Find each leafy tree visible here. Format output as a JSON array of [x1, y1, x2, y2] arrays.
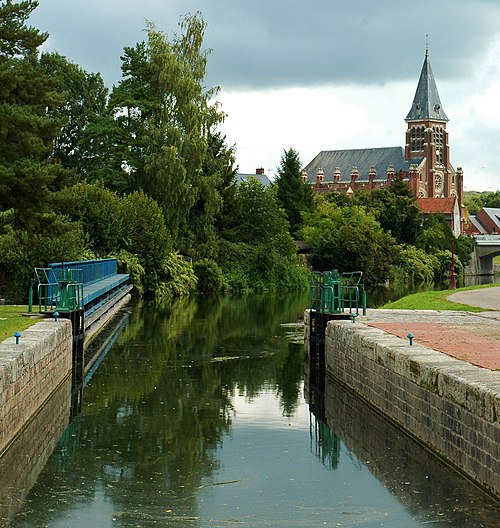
[[327, 173, 422, 245], [275, 148, 314, 238], [0, 1, 80, 233], [219, 179, 308, 292], [300, 198, 398, 284], [39, 52, 108, 171], [482, 190, 500, 208], [0, 1, 85, 301]]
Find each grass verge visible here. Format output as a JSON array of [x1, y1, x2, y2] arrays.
[[381, 282, 499, 311], [0, 305, 43, 342]]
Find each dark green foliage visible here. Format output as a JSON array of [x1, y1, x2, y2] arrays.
[[300, 198, 398, 285], [0, 0, 46, 59], [0, 218, 86, 302], [58, 182, 174, 296], [39, 52, 108, 171], [327, 173, 422, 245], [219, 180, 309, 292], [392, 246, 437, 284], [275, 148, 314, 238], [193, 259, 224, 293]]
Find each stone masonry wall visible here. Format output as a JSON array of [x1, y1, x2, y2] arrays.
[[0, 320, 73, 455], [304, 311, 500, 499]]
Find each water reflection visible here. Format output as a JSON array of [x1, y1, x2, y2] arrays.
[[6, 292, 500, 527], [0, 376, 72, 526], [305, 363, 500, 527]]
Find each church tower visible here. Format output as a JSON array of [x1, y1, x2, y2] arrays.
[[404, 48, 463, 210]]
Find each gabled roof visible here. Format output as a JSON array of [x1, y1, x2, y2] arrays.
[[417, 197, 456, 215], [405, 50, 448, 122], [468, 216, 487, 234], [236, 173, 271, 187], [481, 208, 500, 231], [304, 146, 413, 182]]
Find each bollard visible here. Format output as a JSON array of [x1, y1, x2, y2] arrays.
[[54, 311, 59, 321], [407, 333, 414, 346], [14, 331, 21, 344]]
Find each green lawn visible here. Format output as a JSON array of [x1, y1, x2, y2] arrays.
[[0, 305, 43, 342], [381, 282, 499, 311]]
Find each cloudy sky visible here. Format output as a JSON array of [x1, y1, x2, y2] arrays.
[[30, 0, 500, 191]]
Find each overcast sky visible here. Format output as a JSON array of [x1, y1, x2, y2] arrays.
[[30, 0, 500, 191]]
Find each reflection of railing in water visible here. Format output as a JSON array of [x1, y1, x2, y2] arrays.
[[305, 364, 500, 526], [310, 413, 341, 471]]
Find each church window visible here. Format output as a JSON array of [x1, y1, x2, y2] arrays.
[[410, 125, 424, 152]]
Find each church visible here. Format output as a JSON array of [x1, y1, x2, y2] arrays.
[[302, 49, 464, 235]]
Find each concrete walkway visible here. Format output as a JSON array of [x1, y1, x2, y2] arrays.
[[447, 285, 500, 310], [360, 303, 500, 370]]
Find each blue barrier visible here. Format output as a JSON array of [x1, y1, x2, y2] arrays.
[[30, 259, 130, 313], [48, 258, 118, 287]]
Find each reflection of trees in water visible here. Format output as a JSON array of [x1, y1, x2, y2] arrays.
[[13, 292, 308, 527]]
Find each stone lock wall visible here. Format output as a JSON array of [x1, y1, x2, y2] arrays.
[[305, 311, 500, 499], [0, 320, 73, 455]]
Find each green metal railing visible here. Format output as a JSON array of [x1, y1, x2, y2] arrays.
[[29, 267, 84, 313], [309, 269, 366, 318]]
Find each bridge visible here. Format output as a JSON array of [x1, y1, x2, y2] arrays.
[[467, 235, 500, 275]]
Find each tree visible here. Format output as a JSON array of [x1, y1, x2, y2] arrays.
[[299, 198, 398, 284], [0, 0, 72, 232], [327, 178, 422, 245], [275, 148, 314, 238], [39, 52, 108, 171], [0, 0, 46, 58], [141, 15, 226, 243]]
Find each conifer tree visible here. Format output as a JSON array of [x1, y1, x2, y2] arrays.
[[0, 0, 71, 232], [275, 148, 314, 238]]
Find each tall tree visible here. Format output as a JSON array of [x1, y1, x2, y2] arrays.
[[275, 148, 314, 238], [0, 0, 71, 231], [39, 52, 108, 171], [142, 14, 226, 243]]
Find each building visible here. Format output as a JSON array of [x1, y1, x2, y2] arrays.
[[236, 167, 272, 187], [303, 49, 465, 232], [466, 208, 500, 235]]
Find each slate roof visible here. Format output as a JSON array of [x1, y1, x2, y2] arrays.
[[303, 147, 418, 182], [468, 216, 487, 234], [405, 50, 448, 122], [481, 208, 500, 230], [236, 172, 271, 187]]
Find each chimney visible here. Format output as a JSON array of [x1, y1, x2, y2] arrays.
[[256, 168, 265, 175]]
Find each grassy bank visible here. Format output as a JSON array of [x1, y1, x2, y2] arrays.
[[0, 305, 41, 342], [381, 282, 499, 311]]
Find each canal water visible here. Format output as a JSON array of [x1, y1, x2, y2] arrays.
[[3, 293, 500, 527]]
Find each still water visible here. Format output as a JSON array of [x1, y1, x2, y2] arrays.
[[4, 293, 500, 527]]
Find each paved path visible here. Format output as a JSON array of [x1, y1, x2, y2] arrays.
[[447, 286, 500, 310], [360, 307, 500, 370]]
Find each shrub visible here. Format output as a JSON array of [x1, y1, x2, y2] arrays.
[[193, 259, 224, 293]]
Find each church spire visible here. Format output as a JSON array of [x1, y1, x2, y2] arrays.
[[405, 49, 448, 122]]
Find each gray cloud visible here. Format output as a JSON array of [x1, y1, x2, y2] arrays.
[[29, 0, 500, 89]]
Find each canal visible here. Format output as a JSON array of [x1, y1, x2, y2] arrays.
[[2, 293, 500, 527]]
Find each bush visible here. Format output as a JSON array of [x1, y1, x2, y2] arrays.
[[392, 246, 437, 284], [193, 259, 224, 293], [155, 251, 197, 300]]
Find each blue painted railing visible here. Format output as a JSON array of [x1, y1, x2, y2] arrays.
[[47, 258, 118, 287], [30, 258, 129, 313]]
